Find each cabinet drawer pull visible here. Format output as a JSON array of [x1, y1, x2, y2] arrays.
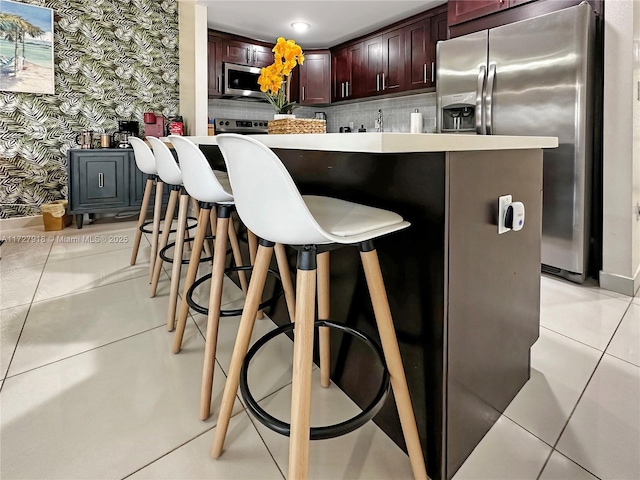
[[98, 172, 104, 188]]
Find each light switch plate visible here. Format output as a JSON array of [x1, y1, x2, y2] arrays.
[[498, 194, 512, 234]]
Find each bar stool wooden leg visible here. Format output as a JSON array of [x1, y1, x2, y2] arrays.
[[317, 251, 331, 388], [149, 180, 164, 281], [166, 191, 189, 331], [150, 188, 179, 297], [288, 248, 317, 480], [200, 207, 231, 420], [131, 177, 153, 265], [360, 248, 428, 480], [247, 230, 264, 319], [274, 243, 296, 323], [211, 243, 274, 458], [227, 217, 248, 295], [172, 206, 210, 348]]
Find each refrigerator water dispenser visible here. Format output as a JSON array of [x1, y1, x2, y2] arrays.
[[440, 92, 476, 133]]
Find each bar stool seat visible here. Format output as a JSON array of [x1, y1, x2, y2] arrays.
[[211, 133, 427, 480]]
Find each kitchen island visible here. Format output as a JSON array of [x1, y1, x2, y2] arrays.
[[187, 133, 557, 480]]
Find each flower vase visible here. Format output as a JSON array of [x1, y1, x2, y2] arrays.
[[273, 114, 295, 120]]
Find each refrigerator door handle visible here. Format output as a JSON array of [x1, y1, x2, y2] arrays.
[[476, 66, 486, 134], [485, 63, 496, 135]]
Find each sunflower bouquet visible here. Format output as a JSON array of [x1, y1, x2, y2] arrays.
[[258, 37, 305, 114]]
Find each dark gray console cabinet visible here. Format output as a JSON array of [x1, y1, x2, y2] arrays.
[[67, 149, 149, 229]]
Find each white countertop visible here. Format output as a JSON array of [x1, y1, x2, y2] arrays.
[[168, 132, 557, 153]]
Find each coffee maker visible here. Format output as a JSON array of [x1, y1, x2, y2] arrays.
[[144, 113, 165, 138], [115, 120, 139, 148]]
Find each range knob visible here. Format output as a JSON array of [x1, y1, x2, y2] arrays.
[[225, 121, 230, 126], [254, 122, 258, 126], [219, 121, 223, 125]]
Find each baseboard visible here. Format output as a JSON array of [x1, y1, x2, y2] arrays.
[[0, 215, 43, 231], [599, 266, 640, 297]]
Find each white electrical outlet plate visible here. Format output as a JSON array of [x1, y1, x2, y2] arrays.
[[498, 194, 512, 234]]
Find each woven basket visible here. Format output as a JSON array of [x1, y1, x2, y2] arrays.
[[268, 118, 326, 134]]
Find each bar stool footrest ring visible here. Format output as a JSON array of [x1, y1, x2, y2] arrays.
[[185, 265, 284, 316], [140, 216, 198, 235], [158, 233, 226, 265], [240, 319, 391, 440]]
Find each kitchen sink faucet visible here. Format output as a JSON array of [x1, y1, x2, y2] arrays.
[[376, 109, 383, 132]]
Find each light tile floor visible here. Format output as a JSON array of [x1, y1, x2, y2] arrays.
[[1, 218, 639, 480]]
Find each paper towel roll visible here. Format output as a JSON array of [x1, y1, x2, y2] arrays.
[[411, 111, 423, 133]]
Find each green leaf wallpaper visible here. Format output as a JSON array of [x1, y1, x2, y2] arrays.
[[0, 0, 179, 218]]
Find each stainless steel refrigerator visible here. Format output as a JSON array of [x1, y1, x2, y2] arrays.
[[436, 3, 595, 282]]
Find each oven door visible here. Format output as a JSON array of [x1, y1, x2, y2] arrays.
[[223, 63, 264, 99]]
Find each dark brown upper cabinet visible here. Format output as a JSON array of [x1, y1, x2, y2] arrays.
[[382, 28, 406, 93], [299, 51, 331, 105], [207, 33, 223, 97], [448, 0, 509, 26], [332, 42, 363, 102], [221, 38, 273, 68], [361, 29, 405, 96], [331, 3, 447, 102]]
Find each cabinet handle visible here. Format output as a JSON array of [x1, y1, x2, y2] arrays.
[[217, 75, 220, 92], [432, 62, 435, 83], [302, 86, 305, 101], [345, 81, 349, 97], [246, 48, 250, 63], [382, 73, 386, 90], [376, 74, 380, 92], [253, 48, 256, 63], [424, 64, 427, 83], [98, 172, 104, 188], [341, 82, 345, 98]]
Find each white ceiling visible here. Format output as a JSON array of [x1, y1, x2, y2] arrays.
[[198, 1, 446, 49]]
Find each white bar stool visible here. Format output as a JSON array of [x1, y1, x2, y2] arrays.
[[169, 135, 296, 421], [129, 137, 163, 280], [211, 134, 427, 480], [146, 136, 207, 329]]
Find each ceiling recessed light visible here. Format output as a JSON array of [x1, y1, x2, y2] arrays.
[[291, 22, 310, 32]]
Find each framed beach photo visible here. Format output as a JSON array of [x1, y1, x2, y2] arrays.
[[0, 0, 54, 94]]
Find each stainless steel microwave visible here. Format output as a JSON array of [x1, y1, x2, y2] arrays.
[[223, 62, 263, 99]]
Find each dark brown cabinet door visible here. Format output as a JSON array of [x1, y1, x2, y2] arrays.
[[299, 51, 331, 105], [362, 36, 383, 96], [221, 38, 273, 67], [404, 19, 431, 90], [332, 46, 349, 102], [448, 0, 508, 26], [382, 28, 405, 92], [332, 42, 363, 101], [222, 38, 254, 64], [208, 34, 223, 97], [431, 12, 448, 86], [252, 45, 273, 67]]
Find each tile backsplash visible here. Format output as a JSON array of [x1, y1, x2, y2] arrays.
[[208, 92, 437, 133]]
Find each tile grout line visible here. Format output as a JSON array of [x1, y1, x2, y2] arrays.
[[535, 299, 634, 480], [0, 238, 54, 394], [3, 323, 168, 380], [539, 324, 605, 353]]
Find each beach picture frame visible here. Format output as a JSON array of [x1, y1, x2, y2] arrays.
[[0, 0, 54, 94]]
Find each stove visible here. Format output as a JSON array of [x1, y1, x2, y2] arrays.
[[214, 118, 269, 135]]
